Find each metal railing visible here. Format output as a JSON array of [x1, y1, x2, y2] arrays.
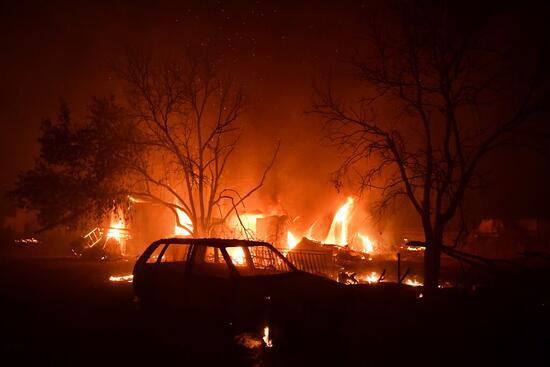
[[278, 248, 339, 280]]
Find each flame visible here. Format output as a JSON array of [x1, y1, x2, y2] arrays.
[[325, 197, 354, 246], [107, 215, 126, 241], [405, 278, 423, 287], [106, 211, 129, 255], [405, 245, 424, 252], [262, 326, 273, 348], [358, 233, 374, 253], [305, 220, 318, 240], [109, 274, 133, 283], [174, 206, 193, 237], [225, 197, 382, 257], [287, 231, 299, 250], [364, 271, 380, 284], [227, 247, 246, 266]]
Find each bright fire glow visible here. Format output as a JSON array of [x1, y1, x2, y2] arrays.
[[227, 246, 246, 266], [109, 274, 133, 283], [325, 197, 354, 246], [231, 213, 264, 239], [364, 271, 380, 284], [174, 207, 193, 237], [358, 233, 374, 253], [287, 231, 299, 250], [262, 326, 273, 348], [405, 278, 423, 287], [107, 215, 126, 241], [305, 220, 318, 240]]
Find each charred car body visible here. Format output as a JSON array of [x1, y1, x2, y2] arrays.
[[133, 238, 419, 351]]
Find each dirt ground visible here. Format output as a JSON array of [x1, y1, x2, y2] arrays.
[[0, 255, 548, 366]]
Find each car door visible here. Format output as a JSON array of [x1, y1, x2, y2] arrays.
[[186, 245, 235, 314], [153, 243, 192, 308]]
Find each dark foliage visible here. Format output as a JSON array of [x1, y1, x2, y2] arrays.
[[10, 97, 133, 230]]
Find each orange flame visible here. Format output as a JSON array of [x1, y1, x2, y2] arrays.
[[106, 215, 126, 241], [325, 196, 354, 246], [358, 233, 374, 253], [227, 247, 246, 266], [364, 271, 380, 284], [262, 326, 273, 348], [109, 274, 133, 283], [287, 231, 299, 250], [405, 278, 423, 287], [174, 207, 193, 237]]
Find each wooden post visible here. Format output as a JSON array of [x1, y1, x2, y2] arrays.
[[397, 252, 401, 284]]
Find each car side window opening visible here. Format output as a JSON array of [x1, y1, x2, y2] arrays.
[[191, 245, 230, 278], [228, 245, 293, 276], [146, 244, 166, 263], [226, 246, 250, 268], [249, 246, 293, 273], [158, 244, 191, 263]]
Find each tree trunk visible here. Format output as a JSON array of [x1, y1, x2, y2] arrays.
[[423, 233, 442, 293]]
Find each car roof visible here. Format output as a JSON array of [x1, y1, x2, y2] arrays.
[[151, 237, 273, 248]]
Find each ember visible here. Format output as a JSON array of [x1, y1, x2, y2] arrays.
[[14, 238, 40, 245], [109, 274, 133, 283]]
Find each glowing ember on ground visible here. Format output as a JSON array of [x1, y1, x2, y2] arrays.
[[14, 238, 40, 245], [262, 326, 273, 348], [109, 274, 133, 283], [405, 246, 424, 252], [405, 278, 423, 287]]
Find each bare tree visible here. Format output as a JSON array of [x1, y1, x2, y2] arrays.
[[311, 4, 547, 290], [116, 51, 279, 237]]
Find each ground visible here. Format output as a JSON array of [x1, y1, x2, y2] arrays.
[[0, 253, 548, 366]]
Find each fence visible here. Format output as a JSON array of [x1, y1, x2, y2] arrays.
[[278, 247, 339, 280]]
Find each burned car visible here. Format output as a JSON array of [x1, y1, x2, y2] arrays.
[[133, 238, 355, 345], [133, 238, 420, 353], [133, 238, 346, 311]]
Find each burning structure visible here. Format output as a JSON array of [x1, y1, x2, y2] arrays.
[[88, 195, 404, 286]]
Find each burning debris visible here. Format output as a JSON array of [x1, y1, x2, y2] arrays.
[[364, 271, 382, 284], [404, 278, 422, 287], [71, 211, 130, 260], [108, 274, 133, 283], [14, 237, 40, 246]]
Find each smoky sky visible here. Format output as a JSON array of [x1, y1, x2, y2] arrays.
[[1, 0, 549, 224]]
